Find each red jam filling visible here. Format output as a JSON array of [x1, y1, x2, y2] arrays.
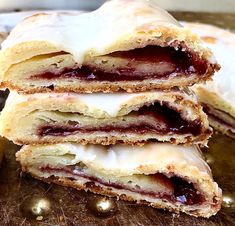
[[37, 102, 203, 137], [40, 165, 204, 206], [32, 45, 208, 81]]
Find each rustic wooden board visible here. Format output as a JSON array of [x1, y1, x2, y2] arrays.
[[0, 12, 234, 226]]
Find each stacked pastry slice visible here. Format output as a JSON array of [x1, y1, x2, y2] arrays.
[[0, 0, 222, 218], [16, 143, 221, 218], [182, 22, 235, 138], [0, 89, 212, 145]]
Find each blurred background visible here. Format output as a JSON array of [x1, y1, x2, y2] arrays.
[[0, 0, 235, 12]]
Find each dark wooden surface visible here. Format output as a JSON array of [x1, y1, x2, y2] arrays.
[[172, 11, 235, 31], [0, 12, 234, 226]]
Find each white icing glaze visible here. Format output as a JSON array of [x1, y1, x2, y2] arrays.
[[0, 10, 81, 33], [8, 89, 193, 118], [8, 91, 148, 116], [2, 0, 180, 64], [74, 92, 145, 117], [182, 22, 235, 109], [48, 142, 210, 175]]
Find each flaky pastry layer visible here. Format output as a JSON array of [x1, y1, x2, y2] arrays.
[[16, 142, 222, 218], [182, 22, 235, 137], [203, 104, 235, 139], [0, 0, 219, 93], [0, 89, 211, 145]]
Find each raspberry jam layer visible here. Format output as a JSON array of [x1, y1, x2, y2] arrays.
[[32, 45, 208, 81], [40, 165, 204, 206], [37, 102, 203, 137]]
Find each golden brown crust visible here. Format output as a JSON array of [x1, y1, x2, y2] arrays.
[[16, 142, 222, 218], [0, 66, 218, 94], [193, 86, 235, 138], [226, 131, 235, 139], [31, 174, 178, 212], [194, 86, 235, 120], [13, 130, 212, 146], [0, 1, 219, 93], [28, 172, 221, 218], [0, 90, 212, 146], [207, 115, 235, 139]]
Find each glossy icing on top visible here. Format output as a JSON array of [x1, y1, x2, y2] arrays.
[[2, 0, 181, 64], [20, 142, 211, 177], [0, 10, 80, 33], [7, 89, 196, 118]]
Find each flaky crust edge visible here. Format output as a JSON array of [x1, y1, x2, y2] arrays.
[[22, 171, 222, 218], [16, 141, 222, 218], [0, 70, 219, 94], [0, 19, 220, 91], [0, 89, 212, 146]]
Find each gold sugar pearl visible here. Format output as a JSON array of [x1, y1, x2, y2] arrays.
[[87, 196, 118, 217], [20, 196, 51, 219], [204, 152, 215, 165], [222, 193, 235, 208]]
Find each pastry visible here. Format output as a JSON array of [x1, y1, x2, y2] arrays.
[[182, 22, 235, 138], [0, 11, 43, 45], [0, 11, 82, 46], [0, 89, 212, 145], [16, 142, 222, 217], [0, 0, 219, 93]]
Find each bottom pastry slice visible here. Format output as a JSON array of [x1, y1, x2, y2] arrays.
[[16, 143, 222, 218]]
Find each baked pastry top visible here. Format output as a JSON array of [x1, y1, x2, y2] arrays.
[[0, 11, 44, 45], [182, 22, 235, 138], [0, 10, 82, 46], [0, 0, 219, 93], [16, 142, 222, 218], [0, 89, 212, 145]]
